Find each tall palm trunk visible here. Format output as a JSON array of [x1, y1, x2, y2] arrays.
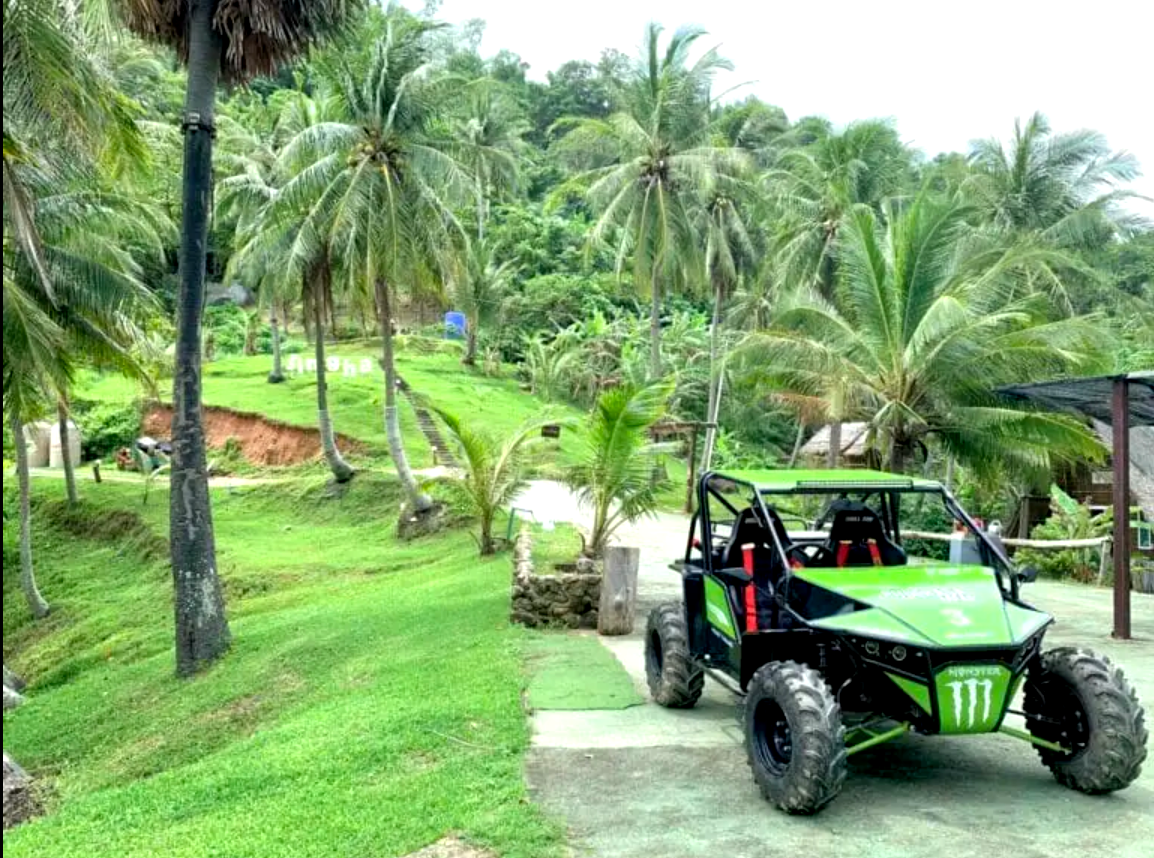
[[649, 265, 662, 380], [827, 422, 842, 468], [57, 397, 78, 505], [312, 269, 353, 483], [701, 282, 724, 470], [170, 0, 230, 677], [787, 420, 806, 468], [463, 323, 478, 366], [268, 311, 285, 383], [376, 278, 432, 512], [9, 412, 49, 619]]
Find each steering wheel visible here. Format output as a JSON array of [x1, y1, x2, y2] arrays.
[[786, 544, 836, 569]]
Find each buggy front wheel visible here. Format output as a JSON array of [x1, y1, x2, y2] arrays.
[[644, 602, 704, 708], [1025, 647, 1147, 793], [744, 660, 846, 814]]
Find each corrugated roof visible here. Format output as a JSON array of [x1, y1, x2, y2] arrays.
[[998, 372, 1154, 426]]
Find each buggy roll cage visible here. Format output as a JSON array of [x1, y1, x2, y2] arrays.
[[687, 471, 1028, 602]]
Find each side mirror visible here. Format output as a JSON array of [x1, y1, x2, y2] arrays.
[[1017, 565, 1039, 584]]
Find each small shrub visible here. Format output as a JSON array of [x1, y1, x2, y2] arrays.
[[71, 399, 143, 461]]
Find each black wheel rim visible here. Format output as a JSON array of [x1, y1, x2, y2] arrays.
[[1030, 680, 1090, 759], [647, 630, 664, 679], [752, 699, 793, 775]]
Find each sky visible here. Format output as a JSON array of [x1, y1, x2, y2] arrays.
[[419, 0, 1154, 215]]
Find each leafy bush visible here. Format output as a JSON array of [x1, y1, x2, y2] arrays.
[[203, 304, 250, 356], [71, 399, 143, 460], [1016, 485, 1110, 582]]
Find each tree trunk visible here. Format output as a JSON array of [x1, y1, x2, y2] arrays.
[[3, 750, 41, 829], [648, 266, 662, 380], [945, 455, 957, 492], [463, 325, 478, 366], [2, 665, 24, 694], [827, 421, 842, 468], [598, 546, 639, 635], [2, 686, 23, 710], [57, 397, 78, 506], [377, 278, 433, 512], [313, 268, 354, 483], [170, 0, 230, 677], [268, 311, 285, 382], [787, 420, 806, 468], [9, 412, 49, 619], [700, 283, 723, 471]]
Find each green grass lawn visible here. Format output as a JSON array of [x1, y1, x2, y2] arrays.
[[2, 476, 564, 858], [74, 340, 586, 475]]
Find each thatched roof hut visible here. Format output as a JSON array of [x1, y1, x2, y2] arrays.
[[799, 422, 870, 461], [1091, 420, 1154, 519]]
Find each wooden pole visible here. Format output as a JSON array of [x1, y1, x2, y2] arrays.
[[599, 546, 640, 635], [1112, 377, 1131, 640]]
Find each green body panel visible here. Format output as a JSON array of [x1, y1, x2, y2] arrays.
[[887, 673, 932, 713], [703, 575, 738, 640], [934, 664, 1014, 734], [797, 565, 1050, 646]]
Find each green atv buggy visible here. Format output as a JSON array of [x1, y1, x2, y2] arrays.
[[645, 469, 1147, 814]]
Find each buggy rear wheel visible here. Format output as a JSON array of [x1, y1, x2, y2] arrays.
[[1025, 647, 1147, 793], [744, 660, 846, 814], [644, 602, 704, 708]]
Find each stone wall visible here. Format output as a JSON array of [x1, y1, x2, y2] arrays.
[[510, 528, 601, 629]]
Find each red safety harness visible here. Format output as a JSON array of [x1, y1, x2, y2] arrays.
[[741, 543, 759, 632], [836, 538, 882, 568]]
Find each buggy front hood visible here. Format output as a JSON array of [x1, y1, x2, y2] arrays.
[[794, 564, 1051, 647]]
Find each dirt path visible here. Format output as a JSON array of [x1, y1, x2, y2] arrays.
[[522, 494, 1154, 858]]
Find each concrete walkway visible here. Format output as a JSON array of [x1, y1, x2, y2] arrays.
[[519, 488, 1154, 858]]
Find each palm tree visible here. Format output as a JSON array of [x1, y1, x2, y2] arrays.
[[280, 9, 469, 518], [697, 173, 757, 468], [558, 24, 744, 379], [120, 0, 362, 676], [565, 381, 673, 557], [765, 118, 914, 462], [451, 80, 526, 241], [967, 112, 1145, 248], [454, 237, 517, 366], [435, 408, 553, 555], [767, 118, 913, 299], [7, 410, 51, 619], [221, 105, 356, 484], [740, 190, 1109, 477]]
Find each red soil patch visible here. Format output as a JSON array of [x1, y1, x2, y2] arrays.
[[143, 404, 363, 466]]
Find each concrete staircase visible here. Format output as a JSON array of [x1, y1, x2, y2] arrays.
[[397, 376, 459, 468]]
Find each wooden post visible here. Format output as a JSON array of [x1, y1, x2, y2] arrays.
[[598, 546, 640, 636], [1112, 377, 1131, 640]]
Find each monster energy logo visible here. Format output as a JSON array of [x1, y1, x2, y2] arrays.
[[946, 678, 993, 727], [935, 664, 1009, 733]]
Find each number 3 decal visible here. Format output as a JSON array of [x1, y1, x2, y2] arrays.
[[942, 608, 972, 627]]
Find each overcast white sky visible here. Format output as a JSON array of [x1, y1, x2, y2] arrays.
[[420, 0, 1154, 215]]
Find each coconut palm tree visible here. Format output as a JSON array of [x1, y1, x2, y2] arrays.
[[565, 380, 673, 557], [697, 173, 757, 468], [766, 118, 913, 299], [967, 112, 1145, 248], [278, 9, 469, 518], [451, 80, 526, 241], [453, 237, 517, 366], [435, 408, 554, 555], [740, 190, 1109, 477], [557, 23, 745, 380], [119, 0, 362, 676], [220, 103, 356, 484]]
